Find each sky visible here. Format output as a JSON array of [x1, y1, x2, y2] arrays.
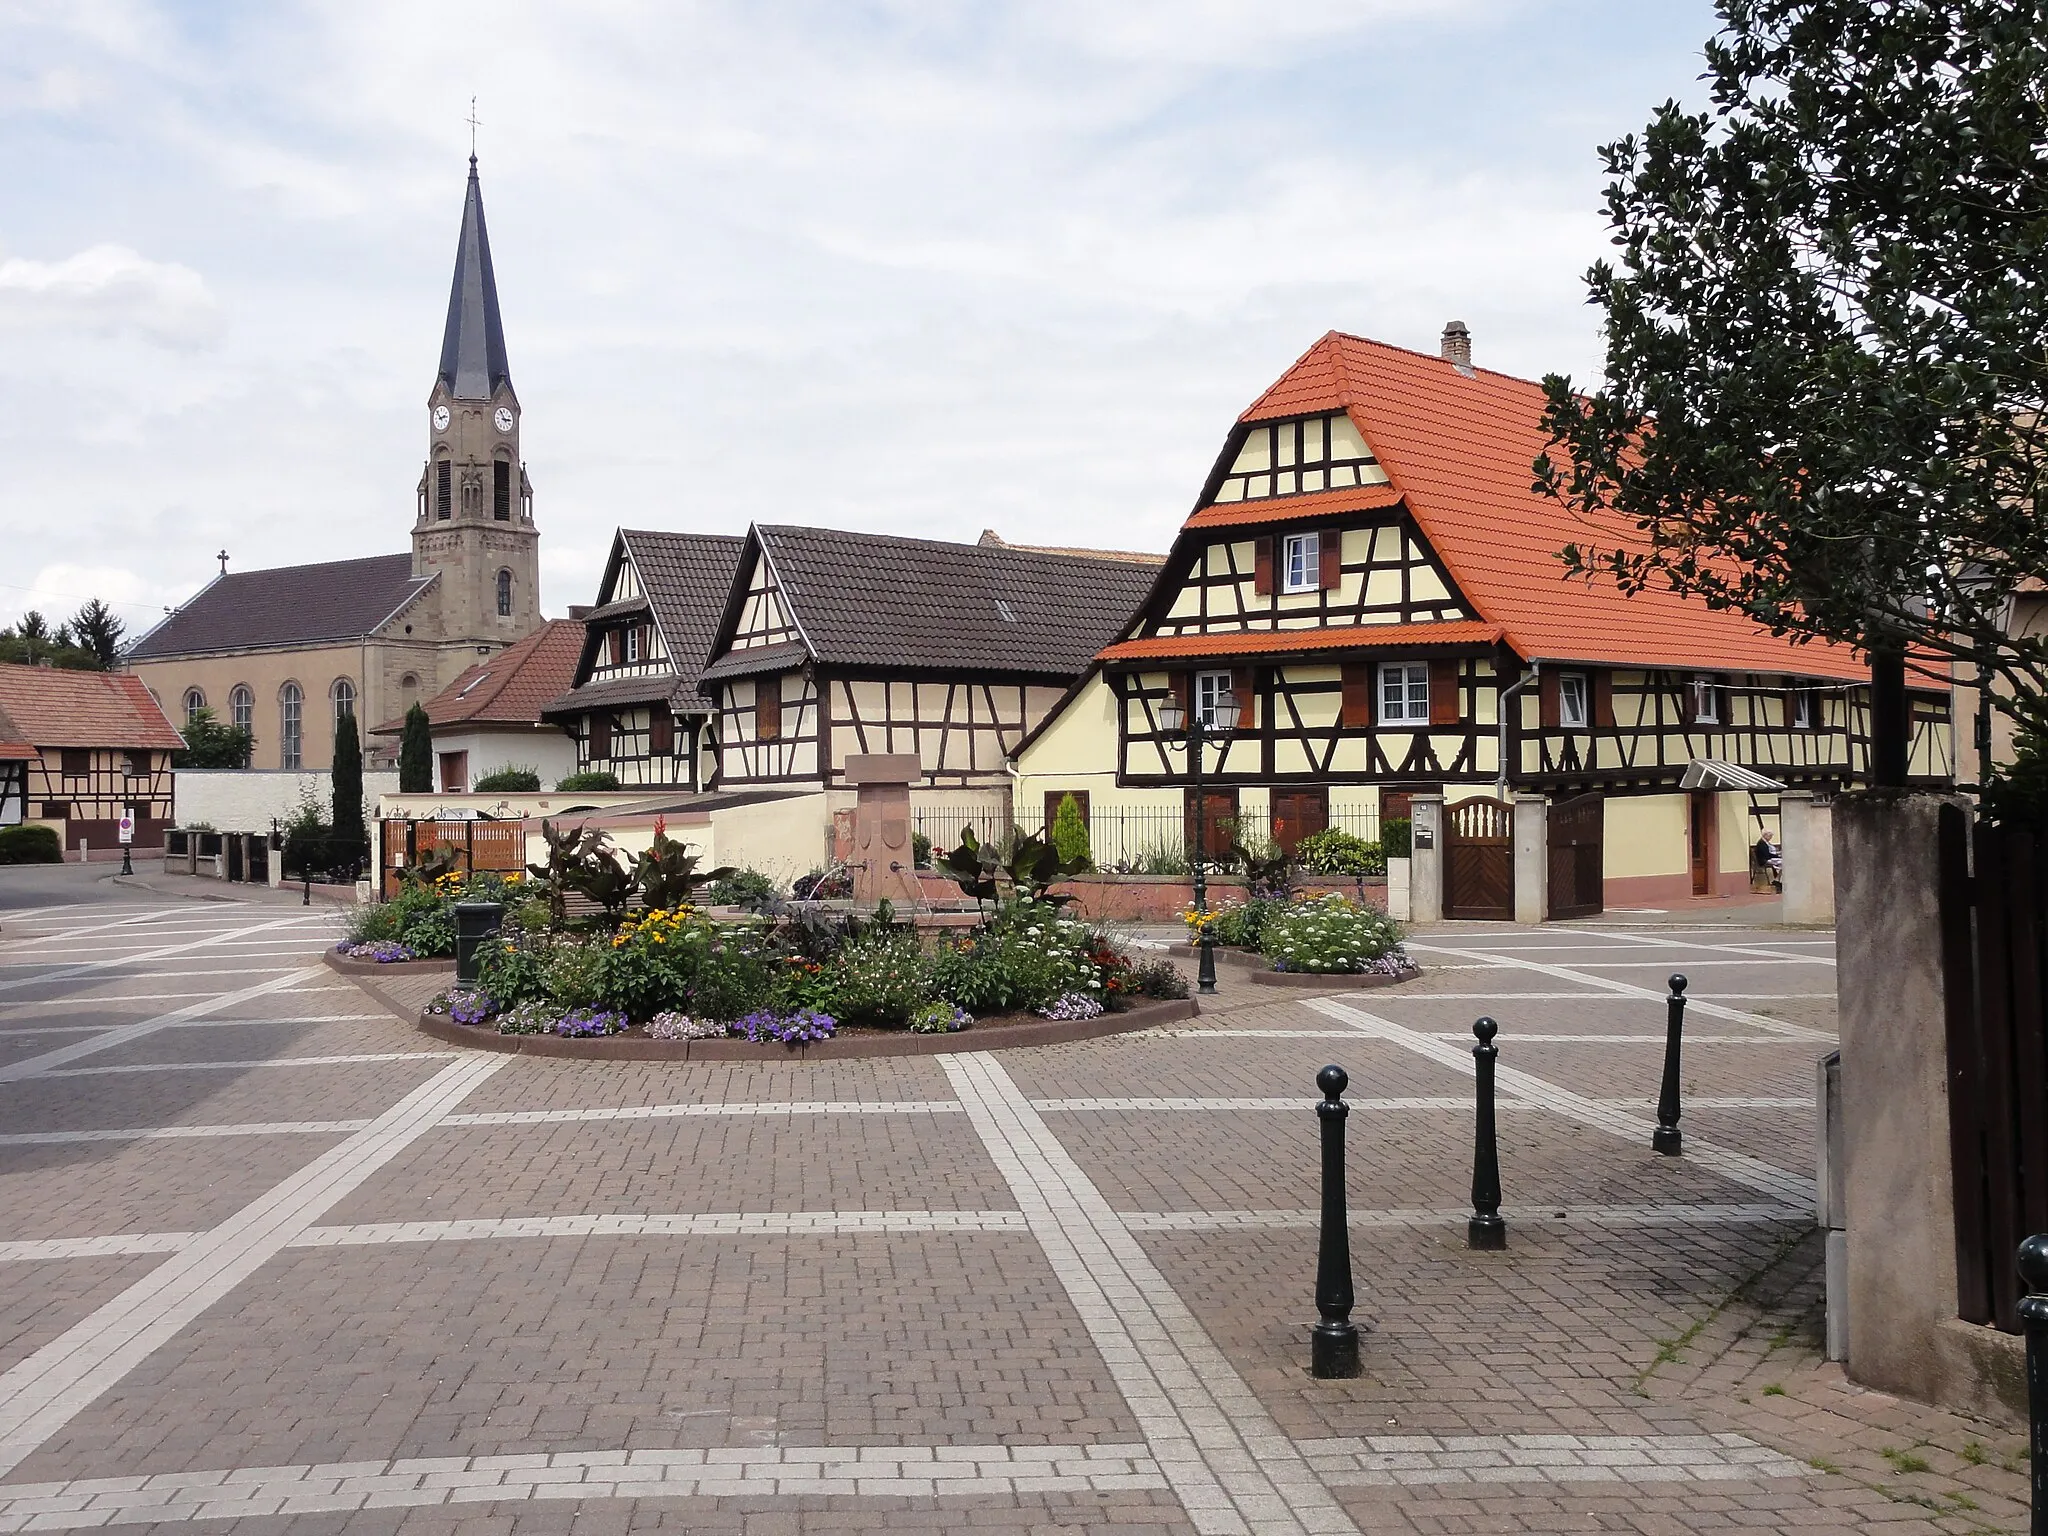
[[0, 0, 1725, 639]]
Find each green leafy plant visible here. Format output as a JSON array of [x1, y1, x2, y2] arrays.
[[706, 867, 780, 910], [1233, 842, 1297, 899], [1294, 828, 1384, 876], [1380, 818, 1411, 859], [911, 831, 932, 869], [1260, 893, 1407, 974], [1049, 795, 1093, 868], [472, 766, 542, 792], [633, 821, 733, 911], [526, 819, 635, 925], [401, 846, 462, 886], [170, 707, 253, 770], [0, 824, 62, 864], [555, 770, 620, 792], [1003, 829, 1090, 905], [820, 928, 932, 1026], [1212, 897, 1285, 951], [936, 825, 1001, 905]]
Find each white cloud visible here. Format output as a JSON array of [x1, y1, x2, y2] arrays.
[[0, 243, 222, 348]]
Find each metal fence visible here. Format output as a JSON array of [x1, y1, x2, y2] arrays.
[[909, 802, 1381, 874]]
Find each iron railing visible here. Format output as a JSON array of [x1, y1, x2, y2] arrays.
[[909, 803, 1382, 874]]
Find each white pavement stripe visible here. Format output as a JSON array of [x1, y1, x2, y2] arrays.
[[1402, 941, 1831, 1039], [298, 1210, 1030, 1245], [0, 1120, 373, 1148], [1037, 1097, 1470, 1112], [0, 967, 308, 988], [0, 1054, 505, 1478], [0, 985, 352, 1011], [1124, 1204, 1810, 1232], [0, 1444, 1164, 1523], [1147, 1027, 1813, 1045], [0, 918, 323, 994], [42, 1051, 456, 1077], [445, 1100, 964, 1126], [1422, 1033, 1819, 1045], [944, 1052, 1359, 1536], [0, 1235, 197, 1261], [1383, 992, 1834, 1001], [1297, 1432, 1813, 1486], [1583, 930, 1838, 967], [0, 969, 329, 1083], [1305, 999, 1814, 1206]]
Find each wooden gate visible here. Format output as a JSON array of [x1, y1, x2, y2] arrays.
[[381, 819, 529, 899], [1938, 804, 2048, 1333], [1444, 796, 1514, 920], [1547, 793, 1604, 920]]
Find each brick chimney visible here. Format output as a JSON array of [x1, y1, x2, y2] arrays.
[[1440, 320, 1474, 376]]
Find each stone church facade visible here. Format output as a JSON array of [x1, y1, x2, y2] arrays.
[[124, 155, 543, 772]]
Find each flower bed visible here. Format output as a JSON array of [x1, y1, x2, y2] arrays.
[[1182, 891, 1418, 980]]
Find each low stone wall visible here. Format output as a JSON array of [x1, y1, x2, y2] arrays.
[[910, 872, 1388, 923], [179, 770, 400, 834]]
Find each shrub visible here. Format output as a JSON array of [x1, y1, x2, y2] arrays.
[[706, 867, 779, 909], [0, 825, 62, 864], [542, 939, 611, 1009], [600, 906, 714, 1018], [1259, 893, 1407, 974], [1380, 817, 1412, 859], [475, 937, 549, 1008], [495, 1000, 559, 1035], [1294, 828, 1385, 877], [1049, 794, 1093, 868], [472, 766, 542, 792], [1211, 897, 1285, 950], [912, 831, 932, 869], [556, 770, 620, 792], [930, 900, 1102, 1014], [821, 928, 932, 1026], [688, 940, 778, 1023], [1130, 957, 1190, 1000]]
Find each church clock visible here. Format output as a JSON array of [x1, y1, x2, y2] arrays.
[[494, 407, 514, 433], [433, 404, 450, 431]]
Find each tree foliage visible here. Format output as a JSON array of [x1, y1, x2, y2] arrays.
[[331, 712, 364, 870], [67, 600, 124, 670], [0, 611, 98, 670], [171, 706, 254, 770], [1534, 0, 2048, 730], [398, 703, 433, 793], [1049, 794, 1093, 868]]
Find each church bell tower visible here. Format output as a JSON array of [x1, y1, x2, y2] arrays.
[[414, 154, 542, 642]]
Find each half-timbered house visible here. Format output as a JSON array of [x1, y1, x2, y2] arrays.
[[0, 663, 184, 856], [1014, 326, 1953, 911], [697, 525, 1158, 802], [540, 530, 744, 791]]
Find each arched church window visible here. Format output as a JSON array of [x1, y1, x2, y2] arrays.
[[436, 457, 452, 520], [279, 683, 303, 770], [182, 687, 206, 723], [496, 569, 513, 617], [331, 678, 356, 725], [493, 456, 512, 520], [230, 685, 253, 733]]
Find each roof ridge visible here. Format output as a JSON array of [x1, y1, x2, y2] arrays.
[[757, 522, 1161, 570]]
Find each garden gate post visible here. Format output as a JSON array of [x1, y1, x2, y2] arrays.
[[1512, 796, 1547, 925], [1409, 795, 1443, 924]]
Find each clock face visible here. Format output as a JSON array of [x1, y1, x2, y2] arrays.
[[494, 407, 514, 434], [432, 405, 450, 432]]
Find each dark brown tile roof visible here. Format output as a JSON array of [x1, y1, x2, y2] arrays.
[[0, 664, 185, 750], [749, 525, 1158, 677], [618, 531, 745, 690], [540, 672, 705, 721], [126, 553, 433, 659], [698, 640, 811, 684], [373, 619, 584, 735]]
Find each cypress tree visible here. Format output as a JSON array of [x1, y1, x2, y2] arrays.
[[331, 712, 364, 871], [399, 703, 432, 793]]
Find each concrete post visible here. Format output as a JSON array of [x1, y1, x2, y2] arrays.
[[1780, 791, 1835, 924], [1409, 795, 1443, 924], [1836, 791, 2026, 1421], [1512, 795, 1547, 925]]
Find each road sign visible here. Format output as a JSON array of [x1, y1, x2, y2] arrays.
[[117, 813, 134, 845]]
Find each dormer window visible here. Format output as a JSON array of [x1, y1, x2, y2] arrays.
[[623, 626, 640, 664], [1282, 533, 1320, 594]]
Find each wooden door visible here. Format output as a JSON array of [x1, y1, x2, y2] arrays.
[[1445, 796, 1514, 920], [439, 751, 468, 793], [1270, 788, 1329, 854], [1547, 792, 1604, 919], [1183, 788, 1239, 867], [1689, 792, 1716, 896]]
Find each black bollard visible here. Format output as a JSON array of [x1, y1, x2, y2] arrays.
[[1468, 1018, 1506, 1250], [2019, 1234, 2048, 1535], [1653, 974, 1687, 1155], [1311, 1064, 1362, 1378]]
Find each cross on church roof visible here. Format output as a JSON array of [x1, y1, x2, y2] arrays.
[[467, 96, 480, 162]]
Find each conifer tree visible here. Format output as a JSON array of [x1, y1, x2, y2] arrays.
[[399, 704, 433, 793]]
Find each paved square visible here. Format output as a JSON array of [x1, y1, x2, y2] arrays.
[[0, 873, 2033, 1531]]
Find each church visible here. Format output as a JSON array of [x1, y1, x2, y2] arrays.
[[124, 156, 544, 772]]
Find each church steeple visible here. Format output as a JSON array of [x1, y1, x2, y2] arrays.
[[437, 156, 512, 401]]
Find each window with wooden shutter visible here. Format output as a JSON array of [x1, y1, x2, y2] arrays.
[[1538, 670, 1561, 729], [493, 459, 511, 520], [435, 458, 452, 519], [1592, 671, 1615, 728], [650, 704, 674, 757], [1253, 537, 1274, 596], [60, 750, 89, 780], [589, 713, 612, 760], [1230, 667, 1256, 731], [1318, 534, 1342, 590], [1339, 663, 1373, 728], [756, 680, 782, 742], [1428, 660, 1461, 725], [607, 629, 624, 666], [1167, 673, 1190, 727]]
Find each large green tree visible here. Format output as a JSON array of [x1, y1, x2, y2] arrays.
[[170, 707, 253, 769], [1534, 0, 2047, 774], [398, 703, 433, 793], [66, 599, 124, 670], [0, 611, 96, 670]]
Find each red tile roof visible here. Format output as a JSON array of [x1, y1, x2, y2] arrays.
[[1100, 621, 1504, 664], [0, 701, 34, 761], [375, 619, 584, 735], [1221, 331, 1867, 681], [0, 665, 185, 750], [1186, 482, 1404, 530]]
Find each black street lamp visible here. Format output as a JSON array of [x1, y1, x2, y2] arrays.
[[1158, 685, 1241, 995]]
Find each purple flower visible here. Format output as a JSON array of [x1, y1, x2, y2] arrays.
[[446, 988, 495, 1026], [553, 1007, 627, 1038], [1035, 991, 1104, 1022], [734, 1008, 836, 1046], [339, 940, 416, 963]]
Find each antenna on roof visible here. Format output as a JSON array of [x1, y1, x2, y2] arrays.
[[217, 550, 229, 576]]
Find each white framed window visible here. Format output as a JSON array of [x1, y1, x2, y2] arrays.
[[1791, 689, 1814, 729], [624, 626, 641, 664], [182, 687, 206, 723], [1691, 676, 1720, 725], [1558, 672, 1588, 729], [1281, 532, 1320, 594], [1194, 670, 1233, 726], [331, 678, 355, 725], [279, 683, 303, 770], [230, 685, 253, 733], [1378, 662, 1430, 725]]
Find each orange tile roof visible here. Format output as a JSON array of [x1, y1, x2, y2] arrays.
[[1186, 482, 1404, 530], [1222, 331, 1868, 681], [1100, 621, 1504, 664], [374, 619, 585, 734], [0, 664, 185, 750]]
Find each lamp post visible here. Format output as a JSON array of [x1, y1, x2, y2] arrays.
[[1158, 685, 1240, 995]]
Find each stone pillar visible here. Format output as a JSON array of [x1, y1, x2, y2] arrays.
[[1512, 795, 1547, 925], [1409, 795, 1443, 924], [1835, 791, 2024, 1420], [844, 754, 925, 908], [1780, 791, 1834, 924]]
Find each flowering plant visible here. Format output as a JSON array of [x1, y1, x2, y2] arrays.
[[1260, 893, 1409, 974], [908, 1001, 973, 1034], [733, 1008, 837, 1046], [495, 1001, 558, 1035], [337, 939, 416, 963], [648, 1011, 730, 1040], [553, 1007, 628, 1038], [1181, 905, 1226, 940], [1036, 991, 1104, 1021], [445, 988, 496, 1026]]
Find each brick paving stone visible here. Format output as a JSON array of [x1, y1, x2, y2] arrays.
[[1002, 1035, 1471, 1104], [0, 1135, 348, 1239], [0, 1060, 452, 1135], [0, 1259, 167, 1376], [449, 1060, 963, 1118], [78, 1017, 411, 1068]]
